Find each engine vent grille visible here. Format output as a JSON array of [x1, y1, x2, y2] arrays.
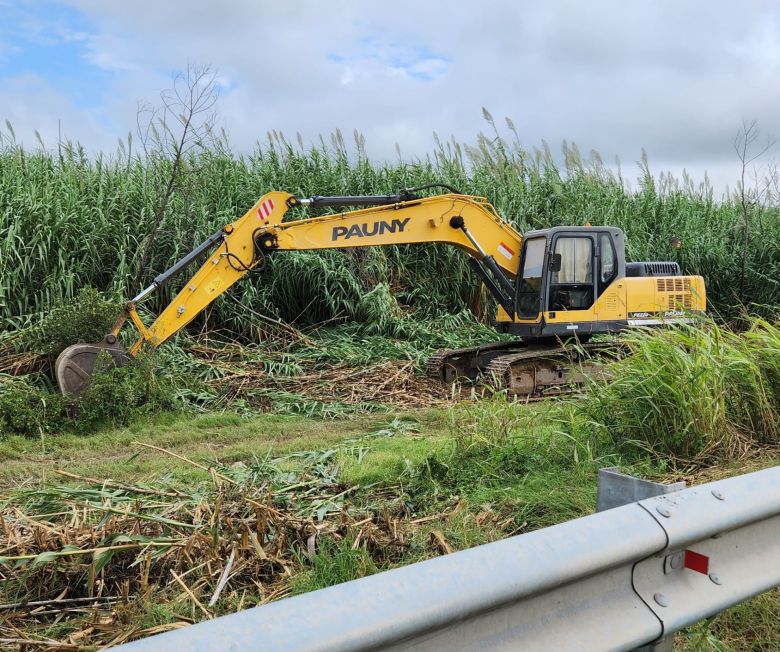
[[657, 278, 692, 293], [646, 262, 681, 276], [668, 293, 693, 309], [626, 261, 682, 277]]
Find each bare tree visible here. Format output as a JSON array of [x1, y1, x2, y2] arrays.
[[733, 120, 774, 298], [133, 64, 220, 287]]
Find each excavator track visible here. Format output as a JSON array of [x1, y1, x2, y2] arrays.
[[426, 340, 528, 384], [483, 341, 618, 398], [427, 340, 623, 399]]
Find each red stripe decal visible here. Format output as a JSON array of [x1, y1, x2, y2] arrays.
[[257, 199, 275, 221]]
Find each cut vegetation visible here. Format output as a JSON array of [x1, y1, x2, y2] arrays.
[[2, 400, 780, 650]]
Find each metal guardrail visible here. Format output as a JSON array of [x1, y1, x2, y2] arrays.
[[117, 465, 780, 652]]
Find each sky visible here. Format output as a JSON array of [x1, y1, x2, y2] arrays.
[[1, 0, 780, 195]]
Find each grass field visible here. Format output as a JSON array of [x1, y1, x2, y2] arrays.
[[2, 404, 779, 650], [1, 308, 778, 650], [0, 410, 446, 485]]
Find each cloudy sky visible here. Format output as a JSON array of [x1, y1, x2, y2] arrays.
[[2, 0, 779, 193]]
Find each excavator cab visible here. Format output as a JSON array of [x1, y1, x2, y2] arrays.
[[498, 225, 704, 340], [512, 226, 624, 325]]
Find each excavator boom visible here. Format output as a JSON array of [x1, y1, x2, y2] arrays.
[[131, 190, 521, 353]]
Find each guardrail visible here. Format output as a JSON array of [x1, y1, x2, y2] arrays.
[[117, 465, 780, 652]]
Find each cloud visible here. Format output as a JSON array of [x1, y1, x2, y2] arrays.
[[2, 0, 780, 192], [0, 73, 112, 151], [82, 33, 140, 72]]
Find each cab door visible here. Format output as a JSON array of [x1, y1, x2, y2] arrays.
[[546, 233, 597, 315], [514, 236, 547, 321]]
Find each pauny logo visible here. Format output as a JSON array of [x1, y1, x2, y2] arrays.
[[332, 218, 411, 241]]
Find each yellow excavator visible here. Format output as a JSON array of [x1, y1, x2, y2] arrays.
[[55, 186, 706, 398]]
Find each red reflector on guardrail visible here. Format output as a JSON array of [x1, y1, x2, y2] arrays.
[[684, 550, 709, 574]]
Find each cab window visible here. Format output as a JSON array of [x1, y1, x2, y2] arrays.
[[600, 234, 616, 283], [549, 236, 595, 311], [599, 233, 617, 295], [552, 237, 593, 284]]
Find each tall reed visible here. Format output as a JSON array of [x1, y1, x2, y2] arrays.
[[577, 316, 780, 460], [1, 126, 778, 339]]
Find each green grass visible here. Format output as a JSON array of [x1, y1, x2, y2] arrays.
[[2, 313, 779, 648], [677, 589, 780, 651], [289, 537, 378, 596], [0, 409, 450, 485], [573, 316, 780, 461], [1, 400, 779, 648]]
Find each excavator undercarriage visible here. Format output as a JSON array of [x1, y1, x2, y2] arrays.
[[426, 339, 620, 399]]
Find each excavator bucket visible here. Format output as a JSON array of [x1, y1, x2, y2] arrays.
[[55, 334, 130, 397]]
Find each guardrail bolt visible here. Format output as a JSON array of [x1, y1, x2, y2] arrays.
[[709, 573, 722, 585], [711, 489, 725, 501], [656, 505, 673, 518], [653, 593, 670, 607], [663, 552, 685, 574]]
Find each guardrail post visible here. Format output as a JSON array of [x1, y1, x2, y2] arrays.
[[597, 467, 686, 651], [597, 467, 686, 512]]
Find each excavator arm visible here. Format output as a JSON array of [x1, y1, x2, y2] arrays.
[[55, 190, 523, 395]]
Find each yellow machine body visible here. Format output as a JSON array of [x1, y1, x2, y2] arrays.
[[496, 276, 707, 326], [120, 191, 705, 352], [55, 189, 706, 397]]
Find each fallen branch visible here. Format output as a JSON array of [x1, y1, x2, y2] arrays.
[[54, 469, 185, 497], [208, 546, 236, 607], [171, 569, 212, 619], [0, 596, 120, 611], [0, 638, 85, 650], [0, 540, 183, 562], [132, 441, 237, 485]]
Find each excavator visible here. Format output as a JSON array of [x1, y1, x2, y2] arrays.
[[55, 186, 706, 399]]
